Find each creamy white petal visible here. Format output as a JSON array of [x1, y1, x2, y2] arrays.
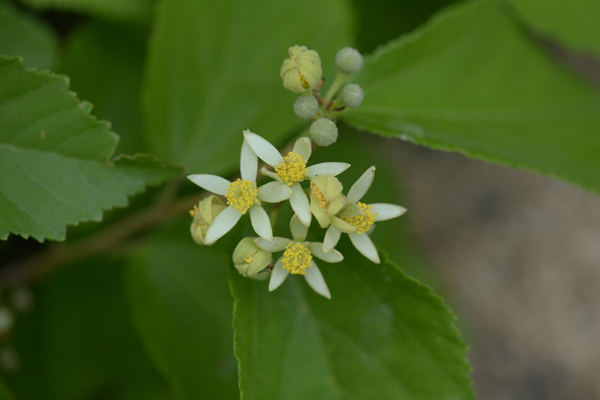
[[308, 243, 343, 263], [256, 237, 291, 252], [323, 226, 341, 253], [240, 140, 258, 183], [304, 262, 331, 299], [289, 182, 311, 226], [249, 205, 272, 241], [347, 166, 375, 203], [187, 174, 230, 195], [293, 137, 312, 160], [290, 214, 308, 242], [349, 232, 380, 264], [257, 181, 292, 203], [330, 216, 356, 233], [204, 207, 241, 244], [371, 203, 407, 221], [243, 130, 284, 167], [260, 166, 283, 183], [306, 162, 350, 179], [269, 257, 289, 291]]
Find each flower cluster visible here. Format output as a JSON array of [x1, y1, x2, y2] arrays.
[[187, 46, 406, 299]]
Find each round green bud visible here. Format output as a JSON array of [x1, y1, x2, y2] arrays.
[[233, 237, 273, 277], [190, 195, 226, 245], [335, 47, 364, 74], [342, 84, 364, 108], [294, 94, 319, 120], [309, 118, 338, 147], [280, 45, 322, 93]]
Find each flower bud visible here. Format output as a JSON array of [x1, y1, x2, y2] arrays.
[[335, 47, 364, 74], [294, 94, 319, 120], [190, 195, 226, 245], [233, 237, 272, 277], [342, 84, 364, 108], [309, 174, 349, 229], [280, 46, 322, 93], [309, 118, 338, 147]]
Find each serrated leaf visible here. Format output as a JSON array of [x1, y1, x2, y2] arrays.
[[58, 20, 146, 155], [19, 0, 151, 23], [143, 0, 354, 175], [125, 223, 238, 400], [230, 243, 473, 400], [5, 259, 172, 400], [343, 0, 600, 194], [0, 57, 179, 242], [0, 0, 58, 70], [509, 0, 600, 58]]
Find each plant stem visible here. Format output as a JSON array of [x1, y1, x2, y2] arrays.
[[321, 71, 346, 105]]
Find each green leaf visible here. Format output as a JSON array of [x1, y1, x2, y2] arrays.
[[343, 0, 600, 194], [5, 259, 173, 400], [0, 0, 58, 70], [59, 20, 147, 155], [143, 0, 354, 175], [19, 0, 151, 23], [0, 57, 179, 242], [125, 222, 238, 400], [509, 0, 600, 57], [230, 243, 473, 400]]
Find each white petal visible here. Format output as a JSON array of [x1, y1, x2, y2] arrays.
[[269, 257, 289, 291], [323, 226, 341, 253], [349, 232, 380, 264], [347, 166, 376, 203], [257, 182, 292, 203], [304, 262, 331, 299], [308, 243, 343, 263], [260, 166, 282, 183], [371, 203, 407, 221], [256, 237, 291, 252], [306, 162, 350, 179], [187, 174, 230, 195], [289, 182, 311, 226], [249, 205, 272, 241], [243, 130, 284, 167], [290, 214, 308, 242], [204, 206, 241, 244], [293, 137, 312, 160], [240, 140, 258, 183]]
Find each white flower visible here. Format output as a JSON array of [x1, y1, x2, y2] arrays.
[[323, 166, 407, 264], [187, 139, 293, 245], [255, 215, 344, 299], [243, 130, 349, 227]]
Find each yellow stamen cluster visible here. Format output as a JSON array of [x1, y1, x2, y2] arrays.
[[275, 152, 307, 185], [189, 205, 199, 217], [225, 179, 258, 214], [310, 183, 327, 208], [344, 202, 378, 234], [282, 243, 313, 275], [244, 255, 254, 264]]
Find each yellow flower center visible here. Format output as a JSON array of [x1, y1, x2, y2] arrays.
[[189, 204, 199, 217], [275, 152, 307, 186], [244, 255, 254, 264], [282, 242, 313, 275], [225, 179, 258, 214], [344, 202, 378, 234], [310, 183, 327, 208]]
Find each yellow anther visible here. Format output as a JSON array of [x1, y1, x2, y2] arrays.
[[225, 179, 258, 214], [244, 255, 254, 264], [275, 152, 307, 186], [300, 74, 309, 89], [344, 202, 378, 234], [189, 205, 199, 217], [310, 183, 327, 208], [282, 242, 313, 275]]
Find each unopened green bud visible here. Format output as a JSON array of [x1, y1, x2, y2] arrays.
[[233, 237, 272, 277], [309, 174, 349, 229], [280, 45, 322, 93], [309, 118, 338, 147], [190, 195, 226, 245], [335, 47, 364, 74], [294, 94, 319, 120], [342, 84, 364, 108]]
